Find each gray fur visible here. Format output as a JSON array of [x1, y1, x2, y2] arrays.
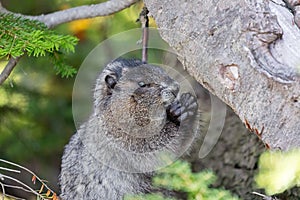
[[59, 58, 198, 199]]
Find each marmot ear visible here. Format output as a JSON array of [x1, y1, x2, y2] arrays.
[[105, 74, 117, 89]]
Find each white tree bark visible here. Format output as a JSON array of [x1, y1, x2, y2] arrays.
[[144, 0, 300, 150]]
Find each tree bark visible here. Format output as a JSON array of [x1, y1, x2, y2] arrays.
[[194, 106, 265, 200], [144, 0, 300, 199], [192, 104, 300, 199], [144, 0, 300, 150]]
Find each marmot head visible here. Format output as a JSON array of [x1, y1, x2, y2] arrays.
[[93, 58, 179, 138]]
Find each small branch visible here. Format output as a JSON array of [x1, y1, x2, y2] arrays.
[[0, 159, 55, 196], [0, 0, 139, 28], [137, 7, 149, 63], [0, 56, 21, 86], [0, 166, 21, 174], [252, 191, 278, 200], [1, 182, 33, 194], [0, 174, 42, 198], [0, 181, 5, 200]]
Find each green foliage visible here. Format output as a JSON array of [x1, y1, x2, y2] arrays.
[[255, 149, 300, 195], [0, 13, 78, 77], [0, 76, 74, 162], [0, 0, 144, 197], [125, 193, 175, 200], [49, 52, 77, 78], [126, 160, 240, 200]]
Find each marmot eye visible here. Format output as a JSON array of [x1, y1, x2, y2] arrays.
[[138, 81, 146, 87]]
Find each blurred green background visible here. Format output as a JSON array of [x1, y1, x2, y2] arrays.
[[0, 0, 146, 197]]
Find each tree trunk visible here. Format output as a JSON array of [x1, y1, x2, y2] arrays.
[[144, 0, 300, 150], [144, 0, 300, 199]]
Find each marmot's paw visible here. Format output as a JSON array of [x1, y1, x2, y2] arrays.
[[167, 93, 198, 124]]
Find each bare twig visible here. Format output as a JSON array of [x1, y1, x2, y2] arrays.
[[1, 182, 33, 194], [0, 159, 56, 196], [38, 0, 139, 28], [0, 56, 21, 86], [0, 181, 5, 200], [137, 7, 149, 63], [0, 0, 139, 28], [252, 191, 279, 200], [0, 166, 21, 174], [0, 174, 42, 198]]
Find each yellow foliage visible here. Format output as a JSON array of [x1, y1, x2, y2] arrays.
[[68, 18, 94, 34], [255, 149, 300, 195]]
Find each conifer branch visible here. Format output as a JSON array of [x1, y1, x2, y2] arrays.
[[0, 0, 139, 85]]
